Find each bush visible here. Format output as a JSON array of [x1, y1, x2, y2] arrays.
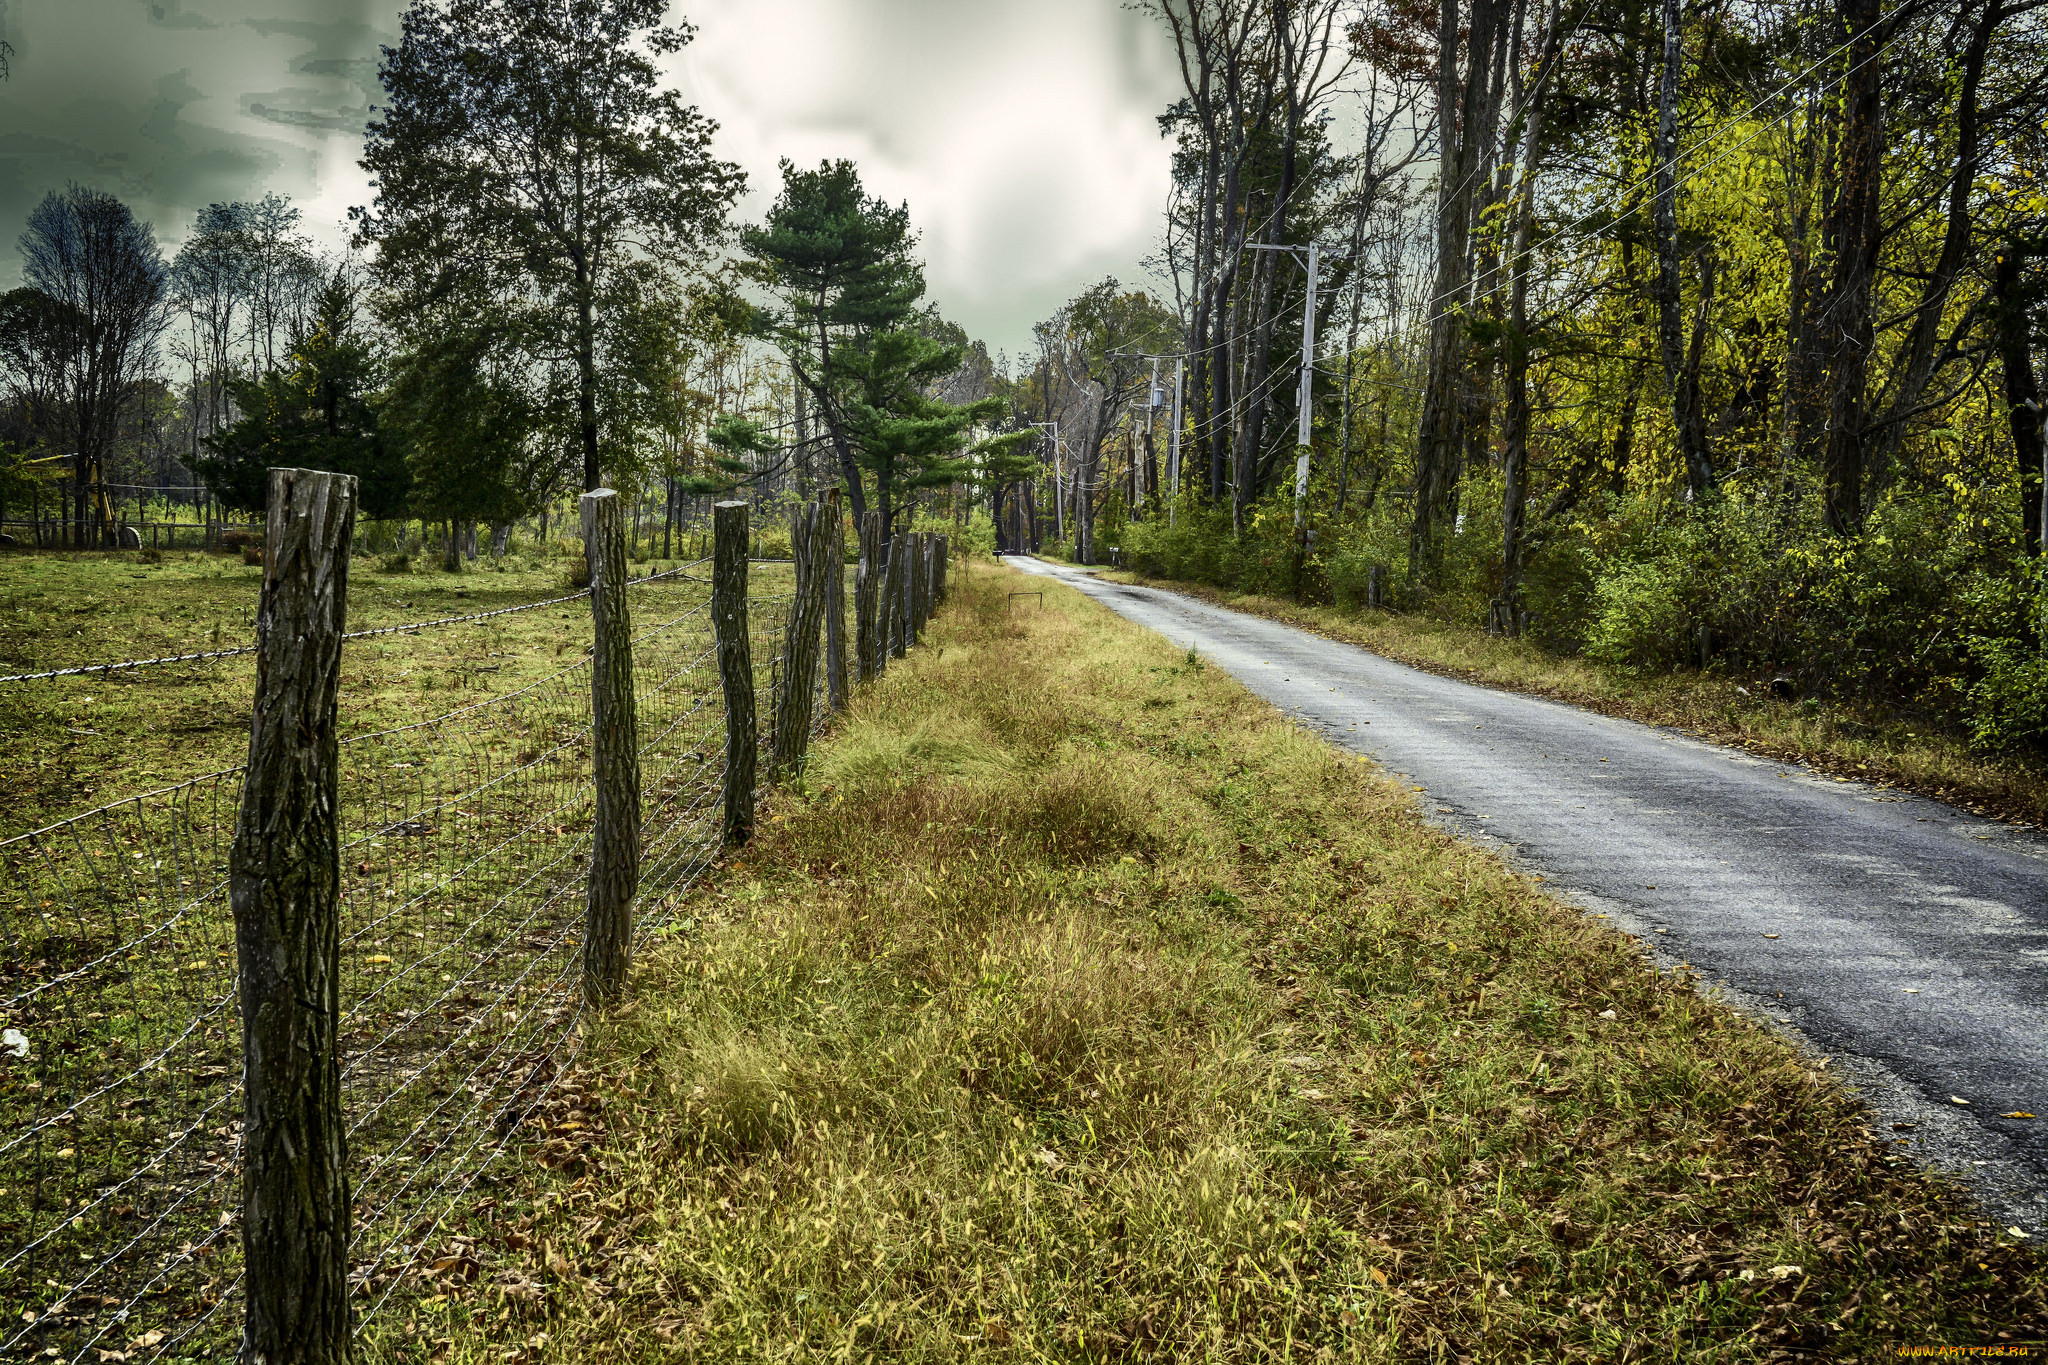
[[1583, 557, 1692, 672]]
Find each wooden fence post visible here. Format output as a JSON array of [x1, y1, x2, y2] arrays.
[[911, 533, 929, 644], [887, 533, 909, 660], [712, 501, 757, 844], [935, 535, 948, 604], [855, 511, 881, 683], [230, 468, 356, 1365], [580, 489, 639, 1006], [771, 500, 828, 780], [823, 488, 847, 710]]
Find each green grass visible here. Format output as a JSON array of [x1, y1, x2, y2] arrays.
[[0, 541, 798, 1363], [365, 560, 2044, 1364], [0, 543, 730, 834], [1103, 570, 2048, 830]]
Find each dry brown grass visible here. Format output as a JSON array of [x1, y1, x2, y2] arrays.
[[369, 560, 2045, 1364]]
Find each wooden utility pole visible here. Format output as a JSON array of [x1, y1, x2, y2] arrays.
[[712, 501, 757, 844], [231, 468, 356, 1365], [580, 488, 639, 1005]]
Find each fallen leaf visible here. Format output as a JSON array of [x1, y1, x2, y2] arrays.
[[363, 954, 393, 965], [2002, 1112, 2036, 1120], [128, 1332, 165, 1351], [1598, 1009, 1618, 1020], [1762, 933, 1780, 939], [2010, 1227, 2031, 1239], [1769, 1264, 1803, 1280], [1951, 1096, 1971, 1106], [1368, 1266, 1388, 1285]]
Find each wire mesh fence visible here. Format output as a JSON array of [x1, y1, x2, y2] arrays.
[[0, 499, 895, 1363]]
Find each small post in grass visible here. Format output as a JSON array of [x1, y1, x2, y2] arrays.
[[230, 467, 356, 1365], [713, 500, 757, 844], [580, 488, 640, 1006], [823, 488, 847, 710]]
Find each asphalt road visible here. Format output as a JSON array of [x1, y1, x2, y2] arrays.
[[1008, 555, 2048, 1231]]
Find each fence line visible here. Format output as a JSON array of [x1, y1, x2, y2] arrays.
[[2, 475, 953, 1363]]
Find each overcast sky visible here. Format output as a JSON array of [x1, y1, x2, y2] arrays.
[[0, 0, 1183, 361]]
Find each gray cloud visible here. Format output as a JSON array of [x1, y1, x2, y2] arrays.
[[0, 0, 1180, 355]]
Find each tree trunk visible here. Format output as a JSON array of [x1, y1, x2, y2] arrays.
[[1821, 0, 1882, 535], [1995, 248, 2045, 558], [1866, 0, 1999, 492], [1412, 0, 1502, 583], [232, 468, 356, 1365], [1656, 0, 1714, 502]]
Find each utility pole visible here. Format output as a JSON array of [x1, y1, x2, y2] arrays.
[[1169, 356, 1185, 523], [1293, 241, 1320, 543]]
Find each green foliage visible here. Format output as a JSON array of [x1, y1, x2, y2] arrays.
[[358, 0, 743, 491], [193, 273, 408, 518], [741, 159, 1002, 525], [381, 317, 543, 532], [1965, 562, 2048, 750], [0, 443, 56, 519]]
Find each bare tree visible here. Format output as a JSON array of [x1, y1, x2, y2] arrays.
[[18, 186, 171, 547]]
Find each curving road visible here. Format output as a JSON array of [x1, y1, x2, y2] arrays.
[[1009, 555, 2048, 1231]]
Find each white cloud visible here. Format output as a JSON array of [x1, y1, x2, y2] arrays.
[[670, 0, 1181, 358], [0, 0, 1183, 360]]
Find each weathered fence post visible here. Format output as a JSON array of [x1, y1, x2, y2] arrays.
[[913, 534, 929, 643], [824, 488, 847, 710], [916, 533, 932, 637], [771, 500, 828, 780], [855, 511, 881, 683], [887, 533, 909, 659], [230, 468, 356, 1365], [934, 534, 948, 606], [712, 501, 757, 844], [580, 489, 639, 1006], [905, 534, 920, 649]]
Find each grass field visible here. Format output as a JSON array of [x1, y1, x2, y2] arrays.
[[1101, 570, 2048, 832], [0, 544, 728, 835], [362, 559, 2045, 1364], [0, 541, 796, 1363]]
